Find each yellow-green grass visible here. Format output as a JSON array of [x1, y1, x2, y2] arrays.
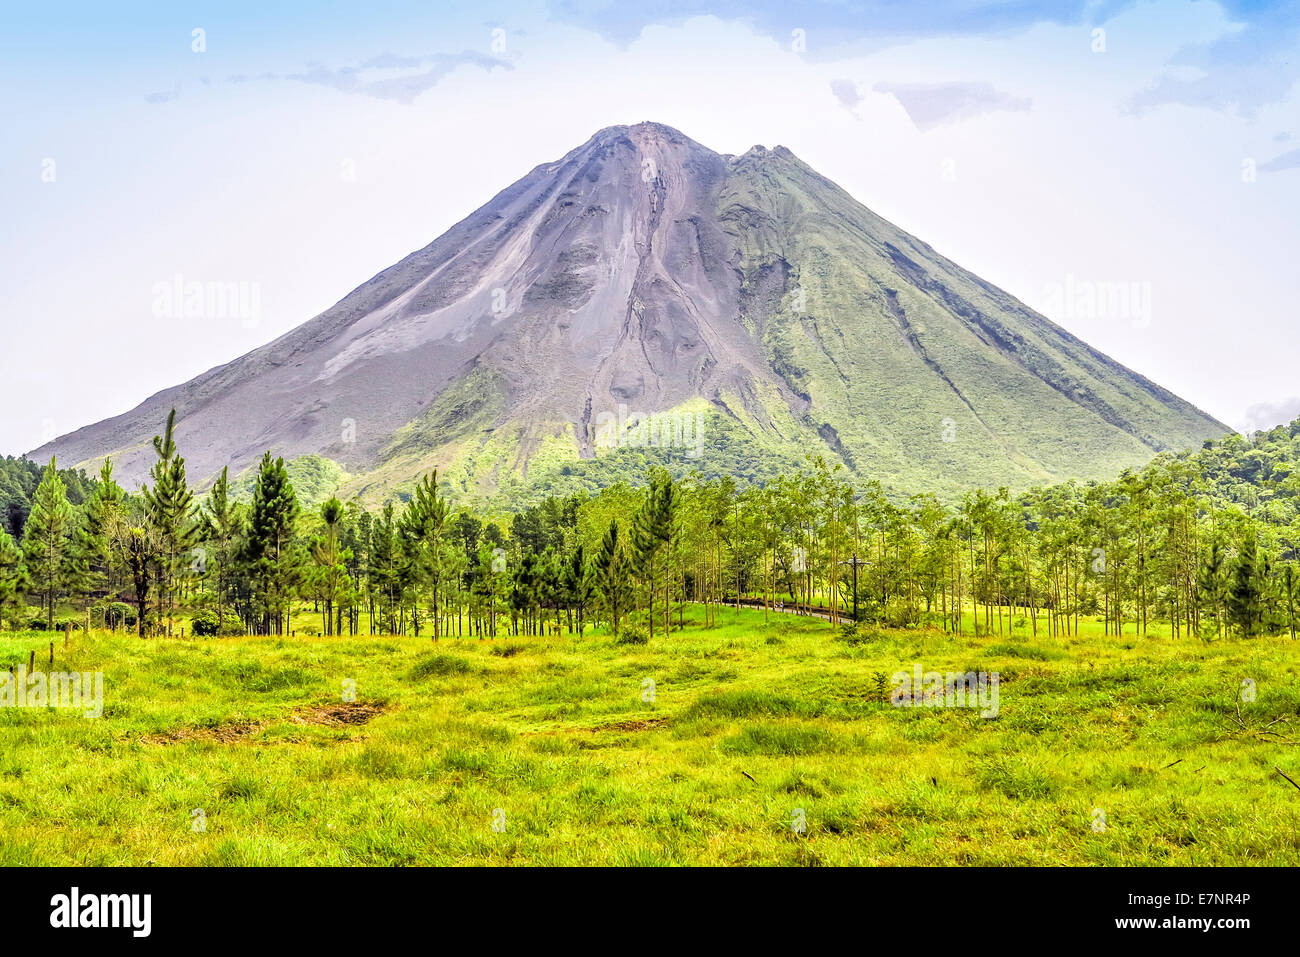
[[0, 608, 1297, 865]]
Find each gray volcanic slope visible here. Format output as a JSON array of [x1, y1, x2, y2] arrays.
[[33, 122, 1227, 502]]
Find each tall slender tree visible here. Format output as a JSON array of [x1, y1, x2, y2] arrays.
[[199, 466, 241, 633], [72, 459, 125, 624], [307, 497, 351, 636], [0, 524, 27, 630], [245, 452, 300, 635], [23, 458, 74, 631], [595, 519, 634, 640], [142, 410, 197, 635]]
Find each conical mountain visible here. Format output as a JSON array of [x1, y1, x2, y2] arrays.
[[33, 121, 1226, 502]]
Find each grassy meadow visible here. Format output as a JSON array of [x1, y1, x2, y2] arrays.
[[0, 606, 1297, 865]]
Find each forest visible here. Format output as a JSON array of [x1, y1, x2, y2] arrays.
[[2, 410, 1299, 645]]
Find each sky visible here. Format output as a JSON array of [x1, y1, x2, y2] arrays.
[[2, 0, 1298, 455]]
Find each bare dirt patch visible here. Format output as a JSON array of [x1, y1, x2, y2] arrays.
[[527, 716, 669, 737], [145, 702, 386, 744], [596, 717, 669, 733], [145, 719, 263, 745], [291, 702, 386, 727]]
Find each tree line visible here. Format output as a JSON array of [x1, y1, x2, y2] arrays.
[[2, 411, 1298, 642]]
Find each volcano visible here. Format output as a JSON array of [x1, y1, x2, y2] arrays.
[[33, 122, 1226, 502]]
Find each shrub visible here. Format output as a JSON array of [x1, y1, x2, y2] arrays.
[[871, 671, 891, 704], [616, 627, 649, 645], [192, 611, 244, 637], [837, 623, 885, 646], [107, 602, 133, 629]]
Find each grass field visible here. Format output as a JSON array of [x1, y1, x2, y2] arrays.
[[0, 607, 1297, 865]]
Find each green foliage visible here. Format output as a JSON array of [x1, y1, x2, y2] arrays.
[[614, 625, 648, 645], [191, 610, 243, 637], [409, 653, 474, 679], [230, 454, 346, 508], [141, 409, 198, 635], [246, 452, 301, 635], [595, 519, 634, 640], [13, 390, 1300, 650], [0, 526, 27, 630], [21, 459, 74, 631], [0, 455, 93, 539]]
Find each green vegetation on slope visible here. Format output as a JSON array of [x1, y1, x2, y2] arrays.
[[715, 146, 1226, 501], [230, 454, 348, 509]]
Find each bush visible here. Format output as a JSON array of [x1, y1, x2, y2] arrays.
[[616, 626, 649, 645], [837, 623, 885, 646], [106, 602, 133, 629], [192, 611, 243, 637]]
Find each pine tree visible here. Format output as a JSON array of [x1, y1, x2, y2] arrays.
[[141, 410, 197, 635], [632, 472, 678, 638], [307, 497, 351, 636], [1197, 540, 1227, 639], [538, 546, 563, 635], [246, 452, 300, 635], [200, 466, 242, 634], [72, 459, 125, 622], [403, 471, 451, 639], [595, 519, 634, 640], [510, 551, 541, 636], [562, 542, 595, 635], [0, 524, 27, 630], [23, 458, 74, 631], [368, 501, 406, 634], [1283, 563, 1298, 641], [470, 542, 504, 638], [1227, 531, 1261, 638]]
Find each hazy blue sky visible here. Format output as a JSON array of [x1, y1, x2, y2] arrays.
[[3, 0, 1298, 454]]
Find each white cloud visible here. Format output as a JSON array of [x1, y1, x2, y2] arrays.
[[872, 80, 1030, 131], [1260, 148, 1300, 173], [830, 78, 864, 114], [1241, 398, 1300, 434]]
